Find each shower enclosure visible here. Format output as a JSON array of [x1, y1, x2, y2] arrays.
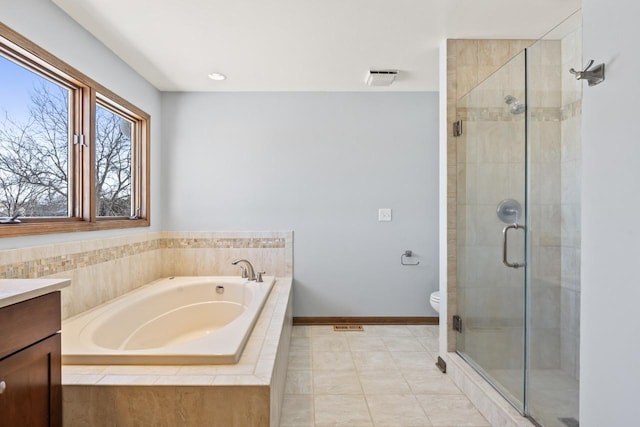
[[455, 11, 582, 427]]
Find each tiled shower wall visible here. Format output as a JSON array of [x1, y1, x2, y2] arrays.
[[560, 27, 582, 381], [527, 31, 582, 378], [528, 39, 564, 371], [507, 32, 582, 426], [456, 50, 528, 371], [0, 231, 293, 319], [446, 39, 533, 352]]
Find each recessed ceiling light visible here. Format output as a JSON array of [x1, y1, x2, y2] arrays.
[[207, 72, 226, 81]]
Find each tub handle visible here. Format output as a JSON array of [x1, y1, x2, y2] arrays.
[[256, 272, 266, 283]]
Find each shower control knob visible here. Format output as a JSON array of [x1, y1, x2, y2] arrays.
[[496, 199, 522, 224]]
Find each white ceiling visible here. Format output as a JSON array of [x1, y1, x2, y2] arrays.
[[52, 0, 581, 92]]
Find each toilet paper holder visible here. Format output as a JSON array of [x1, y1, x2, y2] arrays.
[[401, 250, 420, 266]]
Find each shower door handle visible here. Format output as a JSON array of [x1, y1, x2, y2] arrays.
[[502, 223, 525, 269]]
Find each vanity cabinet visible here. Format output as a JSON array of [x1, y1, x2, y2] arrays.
[[0, 292, 62, 427]]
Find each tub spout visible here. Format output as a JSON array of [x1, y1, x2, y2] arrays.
[[231, 259, 256, 281]]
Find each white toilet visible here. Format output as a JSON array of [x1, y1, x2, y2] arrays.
[[429, 291, 440, 313]]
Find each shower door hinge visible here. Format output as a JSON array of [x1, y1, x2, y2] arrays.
[[453, 120, 463, 137], [452, 315, 462, 333]]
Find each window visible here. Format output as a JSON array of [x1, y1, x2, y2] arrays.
[[95, 102, 133, 217], [0, 23, 150, 237], [0, 56, 72, 218]]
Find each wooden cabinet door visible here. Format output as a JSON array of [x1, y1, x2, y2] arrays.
[[0, 334, 61, 427]]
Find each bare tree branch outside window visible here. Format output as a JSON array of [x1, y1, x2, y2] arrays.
[[0, 83, 69, 217], [0, 77, 132, 218], [95, 104, 132, 217]]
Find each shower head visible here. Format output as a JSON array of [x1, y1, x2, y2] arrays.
[[504, 95, 525, 114], [511, 103, 526, 114]]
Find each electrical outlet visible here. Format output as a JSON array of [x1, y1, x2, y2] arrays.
[[378, 208, 392, 222]]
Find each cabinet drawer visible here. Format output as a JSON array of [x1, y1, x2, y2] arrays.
[[0, 292, 61, 359]]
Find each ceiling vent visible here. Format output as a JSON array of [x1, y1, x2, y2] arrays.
[[365, 70, 398, 86]]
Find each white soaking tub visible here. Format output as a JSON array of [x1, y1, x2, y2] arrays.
[[62, 276, 275, 365]]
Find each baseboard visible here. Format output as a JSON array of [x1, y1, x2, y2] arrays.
[[292, 316, 439, 326]]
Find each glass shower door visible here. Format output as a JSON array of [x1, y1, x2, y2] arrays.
[[525, 10, 582, 426], [456, 50, 528, 410]]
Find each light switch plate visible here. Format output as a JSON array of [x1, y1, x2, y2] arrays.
[[378, 208, 392, 222]]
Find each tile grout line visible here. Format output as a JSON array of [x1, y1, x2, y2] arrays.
[[349, 331, 375, 427], [310, 341, 316, 426]]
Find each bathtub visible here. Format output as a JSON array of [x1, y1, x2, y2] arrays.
[[62, 276, 275, 365]]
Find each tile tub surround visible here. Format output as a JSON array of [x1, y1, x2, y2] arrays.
[[281, 324, 491, 427], [62, 277, 292, 427], [159, 231, 292, 279], [0, 230, 293, 319]]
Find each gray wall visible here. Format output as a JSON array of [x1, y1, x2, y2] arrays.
[[162, 92, 439, 316], [581, 0, 640, 425], [0, 0, 163, 250]]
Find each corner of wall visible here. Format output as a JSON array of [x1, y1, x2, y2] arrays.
[[438, 38, 450, 359]]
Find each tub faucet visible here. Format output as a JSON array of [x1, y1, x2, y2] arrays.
[[232, 259, 256, 281]]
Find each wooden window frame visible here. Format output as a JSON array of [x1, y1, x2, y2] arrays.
[[0, 22, 150, 238]]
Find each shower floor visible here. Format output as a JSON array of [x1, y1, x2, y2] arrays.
[[491, 368, 579, 427]]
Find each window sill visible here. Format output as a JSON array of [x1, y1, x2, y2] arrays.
[[0, 219, 150, 238]]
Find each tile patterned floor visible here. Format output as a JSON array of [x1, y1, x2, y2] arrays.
[[280, 325, 491, 427]]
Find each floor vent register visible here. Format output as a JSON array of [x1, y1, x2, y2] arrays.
[[333, 325, 364, 331]]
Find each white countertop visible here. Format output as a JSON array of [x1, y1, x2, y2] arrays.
[[0, 278, 71, 309]]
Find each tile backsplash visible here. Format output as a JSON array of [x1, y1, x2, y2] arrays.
[[0, 231, 293, 319]]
